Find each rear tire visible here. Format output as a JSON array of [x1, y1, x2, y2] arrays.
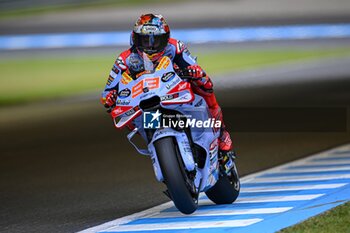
[[154, 136, 198, 214], [205, 164, 240, 204]]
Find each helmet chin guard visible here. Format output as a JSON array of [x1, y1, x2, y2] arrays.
[[142, 52, 154, 71]]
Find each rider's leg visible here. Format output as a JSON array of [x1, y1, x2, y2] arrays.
[[191, 76, 237, 175], [190, 76, 233, 152]]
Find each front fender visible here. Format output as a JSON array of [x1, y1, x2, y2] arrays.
[[148, 128, 195, 182]]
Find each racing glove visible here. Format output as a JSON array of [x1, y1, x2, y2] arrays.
[[185, 65, 206, 79], [104, 90, 117, 108]]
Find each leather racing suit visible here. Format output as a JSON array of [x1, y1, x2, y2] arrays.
[[101, 38, 233, 152]]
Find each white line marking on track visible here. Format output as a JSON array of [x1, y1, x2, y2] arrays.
[[148, 207, 293, 218], [235, 194, 324, 203], [281, 166, 350, 173], [328, 153, 350, 157], [101, 218, 263, 232], [302, 160, 350, 166], [249, 174, 350, 183], [78, 144, 350, 233], [315, 152, 350, 158], [200, 194, 324, 205], [78, 202, 175, 233], [241, 183, 348, 193]]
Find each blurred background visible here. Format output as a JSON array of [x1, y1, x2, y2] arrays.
[[1, 0, 350, 232]]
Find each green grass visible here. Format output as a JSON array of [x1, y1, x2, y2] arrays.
[[198, 48, 350, 75], [1, 48, 350, 105], [0, 56, 112, 105], [279, 202, 350, 233]]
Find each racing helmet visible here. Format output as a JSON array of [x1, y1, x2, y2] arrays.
[[132, 14, 170, 61]]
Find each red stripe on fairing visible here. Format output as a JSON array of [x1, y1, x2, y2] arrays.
[[167, 81, 190, 94], [163, 82, 195, 105], [111, 106, 133, 118]]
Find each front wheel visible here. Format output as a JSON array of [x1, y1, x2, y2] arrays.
[[154, 136, 198, 214], [205, 163, 240, 204]]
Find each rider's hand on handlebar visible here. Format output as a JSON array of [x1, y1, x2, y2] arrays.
[[183, 65, 206, 79], [104, 90, 117, 110]]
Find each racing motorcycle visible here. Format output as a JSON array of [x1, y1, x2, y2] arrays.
[[109, 55, 240, 214]]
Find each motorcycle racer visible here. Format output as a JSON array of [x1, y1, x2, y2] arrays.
[[101, 14, 236, 168]]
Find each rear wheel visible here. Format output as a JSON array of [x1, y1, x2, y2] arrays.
[[205, 163, 240, 204], [154, 136, 198, 214]]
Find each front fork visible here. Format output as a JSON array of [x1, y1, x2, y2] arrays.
[[219, 151, 240, 190], [219, 151, 236, 174]]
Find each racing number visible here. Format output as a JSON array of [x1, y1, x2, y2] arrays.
[[132, 81, 143, 98], [145, 77, 159, 89], [132, 77, 160, 98]]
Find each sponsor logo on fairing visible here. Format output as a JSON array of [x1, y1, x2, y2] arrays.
[[178, 82, 187, 91], [116, 99, 130, 105], [112, 107, 124, 115], [194, 99, 203, 107], [166, 78, 180, 90], [125, 106, 140, 116], [161, 72, 175, 82], [118, 88, 131, 98], [156, 57, 170, 71], [107, 75, 115, 85], [160, 93, 179, 101], [121, 72, 133, 85], [143, 87, 149, 93]]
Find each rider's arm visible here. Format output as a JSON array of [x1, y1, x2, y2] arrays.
[[172, 39, 198, 68], [100, 63, 122, 106], [172, 39, 213, 95], [100, 49, 131, 106]]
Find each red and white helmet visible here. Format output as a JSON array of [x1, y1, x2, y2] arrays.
[[132, 14, 170, 61]]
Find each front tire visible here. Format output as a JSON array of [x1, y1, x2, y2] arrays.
[[154, 136, 198, 214]]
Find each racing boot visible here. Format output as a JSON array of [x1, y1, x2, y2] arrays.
[[217, 127, 237, 175]]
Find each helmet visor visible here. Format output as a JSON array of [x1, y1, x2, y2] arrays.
[[134, 33, 169, 54]]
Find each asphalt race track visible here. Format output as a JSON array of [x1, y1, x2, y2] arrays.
[[1, 65, 350, 232], [78, 144, 350, 233]]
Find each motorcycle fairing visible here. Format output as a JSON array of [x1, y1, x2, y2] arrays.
[[112, 56, 194, 129], [148, 127, 196, 182], [146, 126, 220, 192]]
